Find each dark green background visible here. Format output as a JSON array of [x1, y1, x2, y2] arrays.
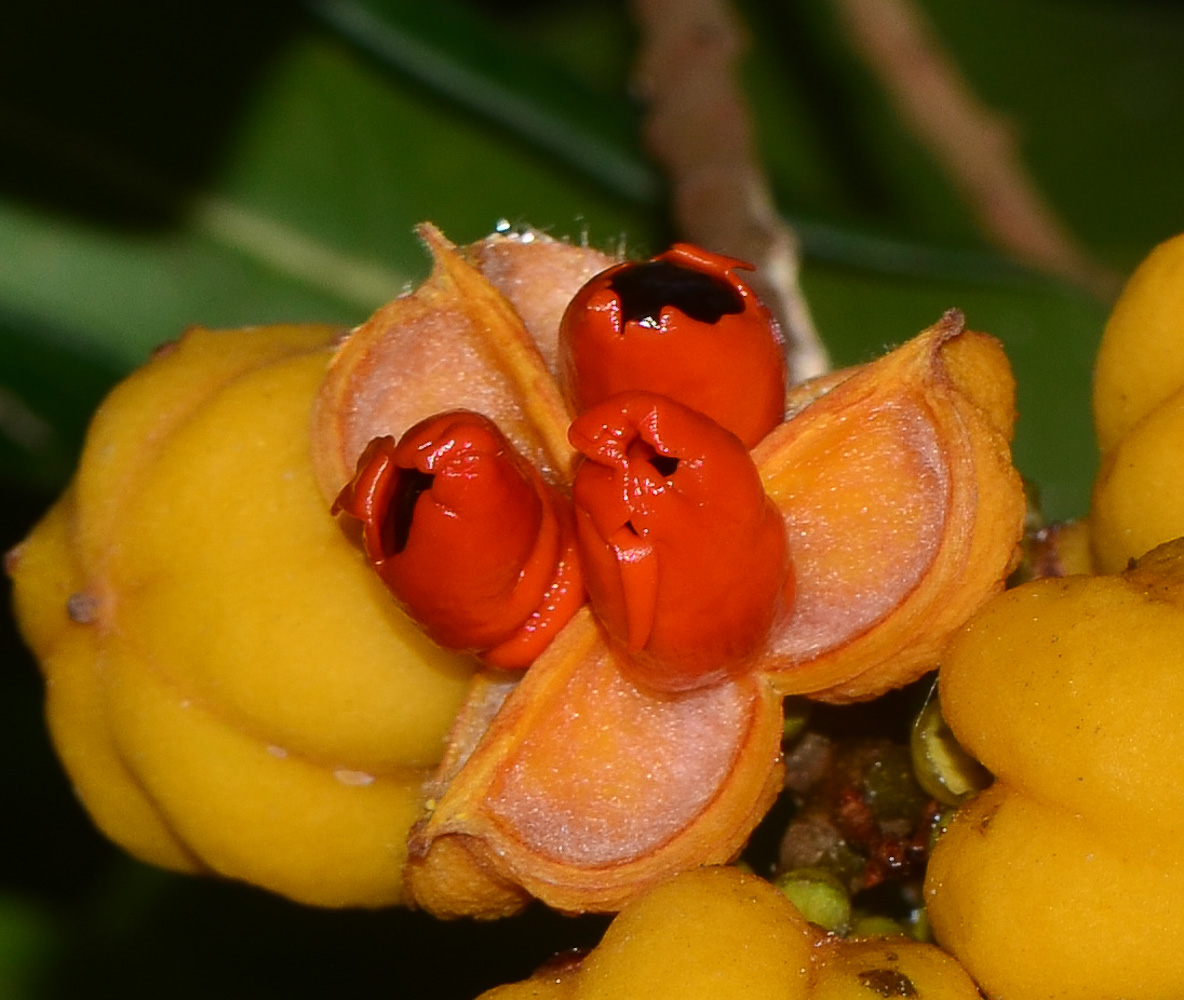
[[2, 1, 1182, 995]]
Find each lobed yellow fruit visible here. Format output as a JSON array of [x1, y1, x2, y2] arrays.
[[1092, 389, 1184, 572], [938, 571, 1184, 838], [8, 324, 476, 907], [810, 936, 982, 1000], [928, 786, 1184, 1000], [480, 980, 575, 1000], [479, 866, 981, 1000], [1093, 231, 1184, 456], [927, 540, 1184, 999], [575, 867, 815, 1000], [1091, 230, 1184, 571]]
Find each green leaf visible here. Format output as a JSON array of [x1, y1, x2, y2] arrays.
[[0, 303, 121, 491], [306, 0, 659, 205], [0, 893, 56, 998], [802, 263, 1105, 522]]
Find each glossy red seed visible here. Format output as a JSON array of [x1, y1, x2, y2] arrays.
[[333, 411, 583, 668], [569, 391, 791, 691], [559, 244, 786, 449]]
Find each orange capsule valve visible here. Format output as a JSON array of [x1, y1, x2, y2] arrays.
[[570, 392, 791, 691], [558, 244, 786, 448], [333, 411, 584, 668]]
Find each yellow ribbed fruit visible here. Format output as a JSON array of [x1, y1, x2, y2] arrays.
[[8, 324, 476, 907]]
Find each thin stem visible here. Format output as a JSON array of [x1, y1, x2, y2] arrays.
[[629, 0, 831, 380], [834, 0, 1120, 298]]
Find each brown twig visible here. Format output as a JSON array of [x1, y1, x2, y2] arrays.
[[834, 0, 1120, 298], [629, 0, 831, 381]]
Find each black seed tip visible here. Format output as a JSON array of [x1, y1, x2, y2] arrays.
[[609, 259, 744, 328], [647, 453, 679, 478], [385, 467, 434, 557]]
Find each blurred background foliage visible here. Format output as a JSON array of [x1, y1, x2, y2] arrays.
[[1, 0, 1182, 996]]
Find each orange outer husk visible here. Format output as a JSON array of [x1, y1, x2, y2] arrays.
[[404, 609, 785, 916], [753, 309, 1024, 702]]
